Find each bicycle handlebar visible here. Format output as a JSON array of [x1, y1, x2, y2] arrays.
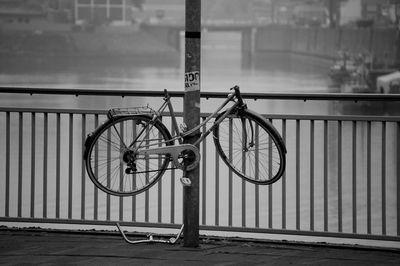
[[231, 85, 243, 105], [163, 89, 170, 100]]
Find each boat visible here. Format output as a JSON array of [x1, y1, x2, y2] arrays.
[[377, 71, 400, 94]]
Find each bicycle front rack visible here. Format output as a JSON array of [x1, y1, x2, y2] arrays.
[[116, 223, 184, 245]]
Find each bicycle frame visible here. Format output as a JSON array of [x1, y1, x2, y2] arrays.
[[160, 89, 242, 146], [122, 86, 246, 172]]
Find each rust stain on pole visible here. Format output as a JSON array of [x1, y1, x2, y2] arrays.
[[183, 0, 201, 248]]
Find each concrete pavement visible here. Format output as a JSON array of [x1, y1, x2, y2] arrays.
[[0, 229, 399, 265]]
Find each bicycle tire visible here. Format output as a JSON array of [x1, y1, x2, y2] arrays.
[[84, 115, 173, 196], [213, 109, 286, 185]]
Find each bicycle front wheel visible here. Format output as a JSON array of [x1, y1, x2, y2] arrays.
[[84, 115, 173, 196], [213, 109, 286, 185]]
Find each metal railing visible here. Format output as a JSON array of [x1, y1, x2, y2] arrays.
[[0, 87, 399, 245]]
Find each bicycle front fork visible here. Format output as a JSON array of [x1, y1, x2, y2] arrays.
[[241, 117, 255, 152]]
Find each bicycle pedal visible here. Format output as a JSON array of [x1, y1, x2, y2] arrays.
[[180, 177, 192, 187]]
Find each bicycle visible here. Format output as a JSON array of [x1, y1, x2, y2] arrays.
[[83, 86, 286, 197]]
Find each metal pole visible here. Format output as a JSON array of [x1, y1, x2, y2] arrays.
[[183, 0, 201, 247]]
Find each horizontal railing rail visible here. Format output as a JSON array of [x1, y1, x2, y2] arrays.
[[0, 88, 399, 246], [1, 86, 400, 101]]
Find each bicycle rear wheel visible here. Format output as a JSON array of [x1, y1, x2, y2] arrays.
[[213, 109, 286, 185], [84, 115, 173, 196]]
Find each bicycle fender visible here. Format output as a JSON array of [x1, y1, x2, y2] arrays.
[[83, 125, 108, 160]]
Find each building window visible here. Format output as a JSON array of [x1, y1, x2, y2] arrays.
[[94, 0, 107, 5], [77, 6, 91, 20], [110, 0, 123, 5], [93, 6, 107, 23], [110, 7, 123, 20], [77, 0, 91, 4], [76, 0, 128, 22]]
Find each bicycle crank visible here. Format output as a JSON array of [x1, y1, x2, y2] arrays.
[[138, 144, 200, 171]]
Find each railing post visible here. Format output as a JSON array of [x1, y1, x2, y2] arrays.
[[397, 122, 400, 236], [183, 0, 201, 247]]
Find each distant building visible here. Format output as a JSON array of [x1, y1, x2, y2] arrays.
[[131, 0, 184, 24], [361, 0, 395, 26], [0, 0, 44, 24], [340, 0, 362, 25], [74, 0, 134, 25]]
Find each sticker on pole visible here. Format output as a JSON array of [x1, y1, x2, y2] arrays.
[[185, 71, 200, 92]]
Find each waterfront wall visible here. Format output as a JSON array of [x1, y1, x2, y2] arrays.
[[255, 26, 398, 66], [0, 28, 178, 58], [1, 25, 397, 67]]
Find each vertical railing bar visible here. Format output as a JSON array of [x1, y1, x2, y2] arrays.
[[397, 122, 400, 236], [324, 120, 328, 231], [310, 120, 314, 231], [170, 167, 175, 224], [106, 128, 111, 221], [68, 114, 73, 219], [145, 126, 149, 223], [255, 124, 259, 228], [338, 120, 343, 233], [18, 112, 23, 217], [268, 119, 273, 229], [215, 145, 220, 226], [202, 118, 207, 225], [158, 118, 163, 224], [30, 113, 36, 218], [229, 118, 233, 227], [131, 121, 137, 222], [367, 121, 371, 234], [241, 126, 246, 228], [381, 121, 386, 235], [352, 120, 357, 233], [282, 119, 286, 229], [94, 114, 99, 220], [56, 113, 61, 219], [242, 181, 246, 227], [81, 114, 86, 220], [296, 119, 300, 230], [157, 174, 162, 223], [158, 167, 163, 223], [43, 113, 48, 219], [170, 118, 175, 224], [119, 121, 124, 222], [5, 112, 10, 217]]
